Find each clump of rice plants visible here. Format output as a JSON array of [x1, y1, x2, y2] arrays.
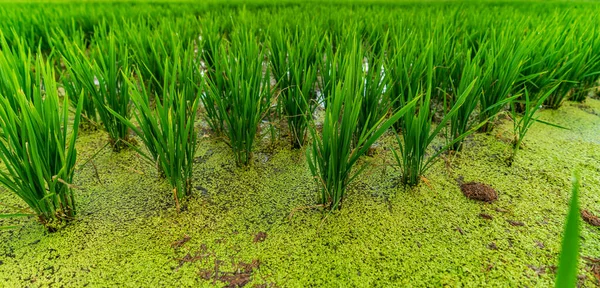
[[392, 44, 476, 187], [571, 28, 600, 102], [111, 50, 199, 210], [527, 21, 597, 109], [62, 29, 133, 151], [270, 26, 320, 148], [518, 20, 593, 110], [202, 30, 271, 166], [0, 58, 83, 230], [307, 41, 418, 210]]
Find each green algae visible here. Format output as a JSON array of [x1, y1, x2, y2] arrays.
[[0, 99, 599, 287]]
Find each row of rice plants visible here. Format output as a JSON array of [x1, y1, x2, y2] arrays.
[[1, 2, 600, 228]]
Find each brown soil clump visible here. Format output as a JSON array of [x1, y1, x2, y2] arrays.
[[460, 182, 498, 203], [253, 232, 267, 243], [582, 210, 600, 226], [171, 235, 191, 249], [508, 220, 524, 227], [199, 259, 261, 288], [583, 257, 600, 283]]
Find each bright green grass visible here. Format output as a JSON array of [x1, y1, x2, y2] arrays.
[[0, 98, 598, 287]]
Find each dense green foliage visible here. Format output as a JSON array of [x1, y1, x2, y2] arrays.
[[0, 2, 598, 285], [306, 41, 419, 210], [109, 53, 200, 210], [0, 55, 83, 229]]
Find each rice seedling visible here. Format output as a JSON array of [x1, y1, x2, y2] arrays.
[[318, 35, 339, 108], [0, 57, 83, 230], [52, 30, 98, 125], [445, 48, 484, 151], [431, 20, 460, 99], [386, 31, 430, 131], [392, 44, 476, 187], [444, 44, 510, 151], [478, 29, 528, 133], [0, 31, 35, 109], [306, 41, 419, 210], [63, 29, 133, 151], [110, 52, 199, 210], [270, 27, 321, 148], [508, 85, 564, 165], [571, 28, 600, 102], [200, 16, 227, 81], [123, 16, 198, 96], [535, 23, 597, 108], [354, 33, 391, 149], [515, 19, 590, 110], [543, 52, 588, 109], [202, 30, 271, 166], [555, 171, 581, 288], [198, 17, 230, 136]]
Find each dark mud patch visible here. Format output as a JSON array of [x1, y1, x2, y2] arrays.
[[200, 259, 261, 287], [508, 220, 525, 227], [583, 257, 600, 283], [527, 264, 556, 276], [455, 227, 465, 235], [253, 232, 267, 243], [460, 182, 498, 203], [171, 235, 191, 249], [577, 103, 600, 117], [535, 240, 545, 249], [582, 210, 600, 226]]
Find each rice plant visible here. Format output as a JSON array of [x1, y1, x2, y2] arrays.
[[0, 58, 83, 230], [571, 27, 600, 102], [508, 85, 564, 165], [478, 29, 528, 133], [53, 29, 98, 125], [555, 171, 581, 288], [535, 23, 597, 108], [123, 16, 198, 96], [386, 31, 430, 131], [318, 35, 339, 108], [110, 52, 199, 210], [446, 48, 488, 151], [199, 18, 228, 136], [200, 16, 227, 81], [306, 42, 419, 210], [202, 30, 271, 166], [318, 32, 356, 108], [355, 33, 391, 149], [63, 29, 133, 151], [0, 31, 35, 109], [270, 26, 321, 148], [392, 44, 476, 187]]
